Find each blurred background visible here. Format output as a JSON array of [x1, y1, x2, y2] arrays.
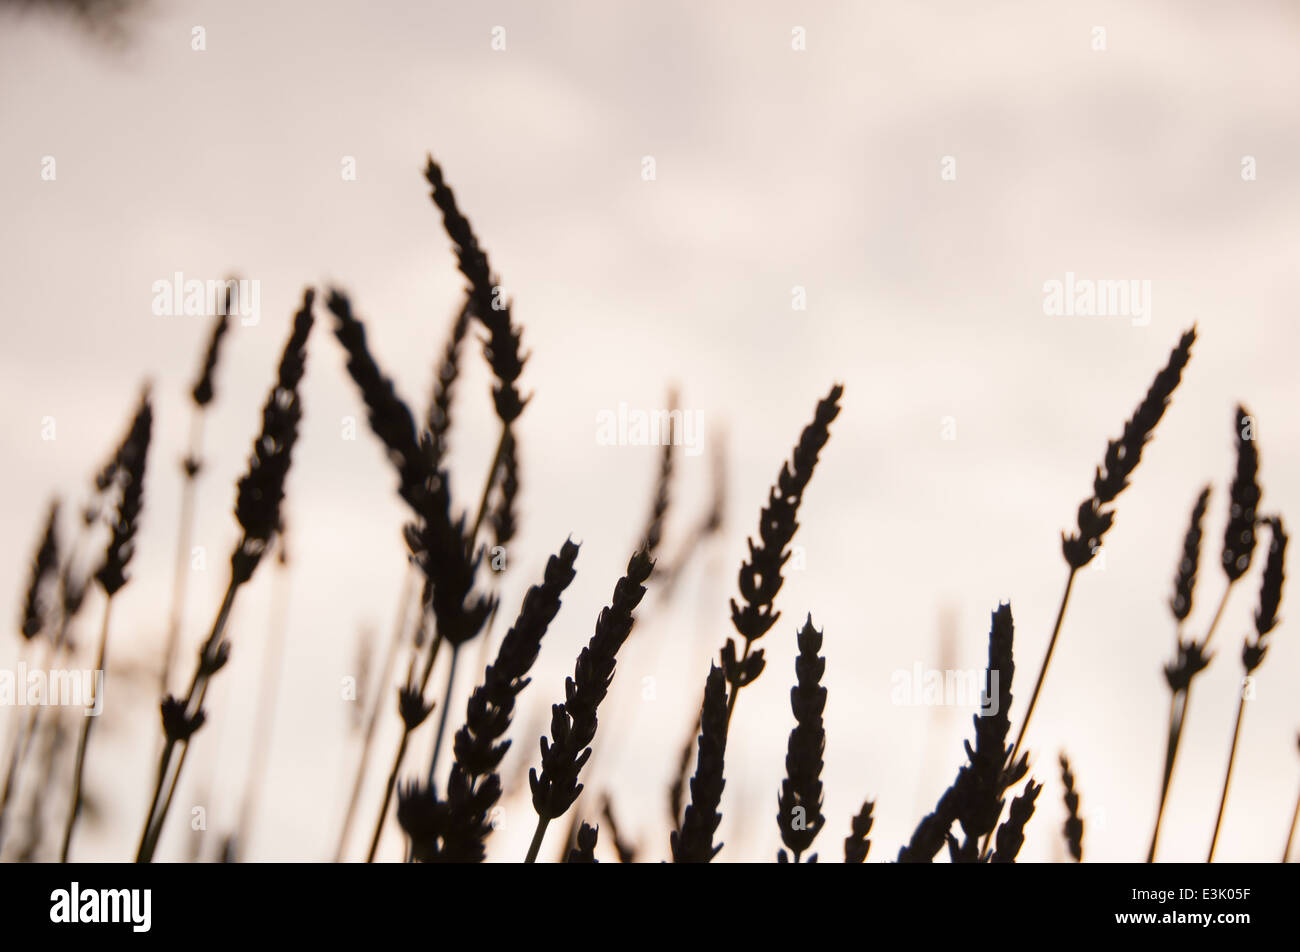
[[1, 0, 1297, 862]]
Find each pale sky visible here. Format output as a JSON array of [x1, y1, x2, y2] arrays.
[[1, 0, 1298, 863]]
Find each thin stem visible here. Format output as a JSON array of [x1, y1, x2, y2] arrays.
[[360, 411, 505, 862], [426, 644, 460, 786], [1200, 583, 1233, 650], [334, 564, 413, 862], [11, 695, 66, 859], [13, 610, 71, 778], [138, 671, 216, 863], [1284, 782, 1300, 863], [0, 638, 53, 853], [235, 552, 292, 858], [1145, 582, 1233, 863], [136, 740, 176, 862], [151, 737, 193, 859], [1147, 686, 1190, 862], [365, 626, 443, 863], [977, 566, 1078, 861], [162, 409, 205, 695], [60, 597, 113, 862], [136, 577, 238, 863], [1208, 693, 1247, 862], [524, 814, 550, 863], [469, 425, 509, 549], [366, 731, 411, 863], [1, 542, 88, 853], [1008, 566, 1077, 769]]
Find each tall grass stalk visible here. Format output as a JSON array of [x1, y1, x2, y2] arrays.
[[425, 642, 460, 784], [1285, 746, 1299, 862], [162, 291, 233, 694], [1207, 694, 1246, 862], [723, 384, 843, 725], [0, 639, 53, 853], [978, 329, 1195, 860], [365, 628, 441, 862], [0, 518, 90, 855], [161, 410, 204, 695], [1147, 486, 1210, 861], [59, 601, 112, 861], [137, 290, 312, 863], [525, 550, 653, 861], [0, 500, 62, 850], [234, 540, 293, 857], [1009, 327, 1196, 771], [1150, 408, 1263, 860], [62, 389, 152, 861], [136, 580, 236, 862], [334, 563, 414, 861], [398, 540, 579, 863], [1208, 515, 1285, 861]]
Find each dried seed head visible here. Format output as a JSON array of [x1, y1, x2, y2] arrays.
[[720, 637, 766, 691], [953, 603, 1024, 852], [668, 717, 697, 831], [96, 391, 152, 597], [20, 501, 60, 640], [231, 290, 314, 585], [327, 288, 493, 649], [1059, 753, 1083, 862], [1253, 516, 1287, 639], [777, 615, 827, 861], [844, 800, 874, 863], [1093, 328, 1196, 505], [640, 387, 678, 559], [454, 539, 580, 778], [428, 766, 503, 863], [904, 603, 1025, 863], [530, 550, 653, 821], [191, 283, 234, 406], [398, 681, 434, 731], [729, 384, 842, 653], [327, 289, 430, 510], [424, 156, 528, 425], [1163, 638, 1213, 692], [990, 778, 1042, 863], [670, 664, 728, 863], [433, 542, 582, 862], [1222, 405, 1262, 583], [490, 428, 519, 551], [426, 298, 472, 466], [59, 565, 88, 623], [565, 822, 599, 863], [1243, 516, 1287, 673], [898, 784, 961, 863], [1170, 487, 1211, 622], [1063, 328, 1195, 568], [396, 780, 447, 863], [199, 639, 231, 676], [160, 696, 206, 742]]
